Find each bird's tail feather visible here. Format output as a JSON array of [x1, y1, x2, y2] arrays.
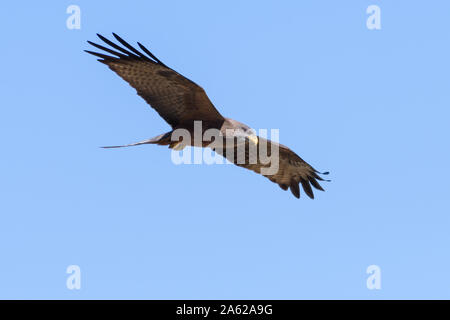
[[101, 139, 155, 148], [101, 132, 172, 149]]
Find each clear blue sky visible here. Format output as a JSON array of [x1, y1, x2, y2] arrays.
[[1, 1, 449, 299]]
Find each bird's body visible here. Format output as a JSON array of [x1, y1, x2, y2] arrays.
[[86, 34, 329, 199]]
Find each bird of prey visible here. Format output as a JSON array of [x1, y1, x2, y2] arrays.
[[86, 33, 329, 199]]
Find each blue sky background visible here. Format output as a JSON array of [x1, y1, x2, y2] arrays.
[[1, 1, 449, 299]]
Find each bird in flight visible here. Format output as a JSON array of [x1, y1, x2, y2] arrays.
[[86, 33, 329, 199]]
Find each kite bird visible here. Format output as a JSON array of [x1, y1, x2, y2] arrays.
[[86, 33, 329, 199]]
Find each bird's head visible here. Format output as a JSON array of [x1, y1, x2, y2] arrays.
[[222, 119, 258, 146], [237, 126, 259, 146]]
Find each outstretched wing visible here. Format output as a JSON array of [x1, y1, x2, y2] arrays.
[[85, 33, 225, 128], [216, 138, 329, 199]]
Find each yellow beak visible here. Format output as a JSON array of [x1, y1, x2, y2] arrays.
[[248, 134, 258, 145]]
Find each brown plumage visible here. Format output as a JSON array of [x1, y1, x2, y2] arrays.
[[214, 137, 329, 199], [86, 33, 329, 199]]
